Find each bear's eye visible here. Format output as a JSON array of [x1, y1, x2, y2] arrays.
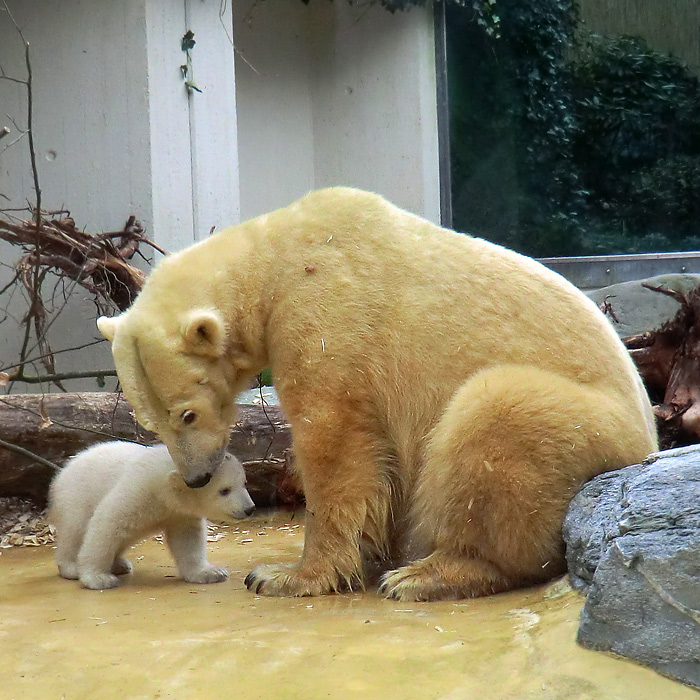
[[181, 409, 197, 425], [219, 487, 231, 497]]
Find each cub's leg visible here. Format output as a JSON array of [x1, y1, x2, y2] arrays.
[[77, 490, 144, 590], [164, 518, 229, 584], [53, 513, 88, 581], [245, 408, 391, 597], [380, 365, 655, 602], [111, 556, 133, 575]]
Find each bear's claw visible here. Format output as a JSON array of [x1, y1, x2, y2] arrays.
[[379, 566, 453, 602], [245, 563, 342, 597]]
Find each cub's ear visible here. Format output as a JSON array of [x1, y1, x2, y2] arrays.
[[181, 309, 227, 357], [97, 315, 120, 342]]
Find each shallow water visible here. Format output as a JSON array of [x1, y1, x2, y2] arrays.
[[0, 511, 695, 700]]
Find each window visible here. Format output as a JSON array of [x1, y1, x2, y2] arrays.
[[444, 0, 700, 260]]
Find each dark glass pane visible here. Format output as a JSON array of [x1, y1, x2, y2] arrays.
[[446, 0, 700, 257]]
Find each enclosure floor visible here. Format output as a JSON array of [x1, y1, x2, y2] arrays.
[[0, 511, 694, 700]]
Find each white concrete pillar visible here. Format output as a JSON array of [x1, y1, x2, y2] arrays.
[[0, 0, 240, 252]]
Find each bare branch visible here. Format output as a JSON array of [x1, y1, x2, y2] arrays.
[[4, 368, 117, 384], [0, 437, 59, 473]]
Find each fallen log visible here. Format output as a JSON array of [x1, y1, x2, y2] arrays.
[[0, 392, 302, 507]]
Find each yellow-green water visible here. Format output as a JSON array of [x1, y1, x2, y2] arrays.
[[0, 511, 694, 700]]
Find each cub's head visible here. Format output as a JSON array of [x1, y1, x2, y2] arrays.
[[168, 453, 255, 521], [98, 306, 254, 488]]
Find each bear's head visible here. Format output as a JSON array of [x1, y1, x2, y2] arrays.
[[97, 307, 250, 488], [169, 453, 255, 521]]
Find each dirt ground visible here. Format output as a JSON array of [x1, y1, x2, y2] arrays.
[[0, 509, 696, 700]]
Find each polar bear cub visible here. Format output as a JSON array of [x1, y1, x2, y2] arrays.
[[49, 441, 255, 590]]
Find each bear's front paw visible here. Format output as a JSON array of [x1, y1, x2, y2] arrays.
[[80, 571, 121, 590], [183, 565, 229, 584], [245, 563, 349, 597], [111, 557, 133, 576]]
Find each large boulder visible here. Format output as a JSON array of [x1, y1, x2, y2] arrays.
[[563, 446, 700, 688], [586, 273, 700, 337]]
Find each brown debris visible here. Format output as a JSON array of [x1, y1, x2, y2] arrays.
[[0, 497, 53, 549], [0, 210, 158, 313], [623, 284, 700, 449]]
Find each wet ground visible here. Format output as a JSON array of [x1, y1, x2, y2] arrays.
[[1, 510, 695, 700]]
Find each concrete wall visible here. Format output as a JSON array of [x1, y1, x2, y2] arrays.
[[233, 2, 316, 223], [1, 0, 440, 394], [234, 0, 440, 223], [0, 0, 239, 392]]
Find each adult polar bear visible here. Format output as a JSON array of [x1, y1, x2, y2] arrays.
[[97, 187, 657, 601]]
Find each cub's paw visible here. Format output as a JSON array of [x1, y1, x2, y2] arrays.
[[184, 565, 229, 584], [245, 563, 345, 597], [80, 571, 121, 590], [111, 557, 133, 576], [57, 562, 79, 580]]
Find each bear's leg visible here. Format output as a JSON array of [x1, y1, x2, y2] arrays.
[[380, 365, 653, 602], [165, 518, 229, 584], [246, 411, 391, 597], [77, 491, 143, 590], [53, 517, 86, 580]]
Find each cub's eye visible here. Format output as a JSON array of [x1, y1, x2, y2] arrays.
[[219, 487, 231, 497], [181, 409, 197, 425]]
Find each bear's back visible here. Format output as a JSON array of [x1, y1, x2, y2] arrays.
[[49, 442, 167, 522]]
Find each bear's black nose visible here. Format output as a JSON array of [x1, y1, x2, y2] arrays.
[[185, 472, 212, 488], [244, 505, 256, 517]]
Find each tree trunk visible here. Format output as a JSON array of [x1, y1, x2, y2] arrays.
[[0, 392, 302, 507]]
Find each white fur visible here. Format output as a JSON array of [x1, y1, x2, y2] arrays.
[[48, 441, 255, 590]]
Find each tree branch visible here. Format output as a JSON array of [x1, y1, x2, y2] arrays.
[[0, 437, 59, 473]]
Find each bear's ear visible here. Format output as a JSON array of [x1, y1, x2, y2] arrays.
[[181, 310, 227, 357], [97, 315, 120, 342]]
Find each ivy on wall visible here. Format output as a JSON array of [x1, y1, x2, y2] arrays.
[[442, 0, 700, 256]]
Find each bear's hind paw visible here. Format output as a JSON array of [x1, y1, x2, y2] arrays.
[[80, 571, 121, 590], [379, 553, 510, 602], [183, 565, 229, 584]]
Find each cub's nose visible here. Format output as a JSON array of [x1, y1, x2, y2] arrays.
[[244, 505, 256, 517], [185, 472, 212, 489]]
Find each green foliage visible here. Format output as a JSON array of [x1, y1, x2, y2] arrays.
[[180, 29, 202, 94], [258, 368, 274, 387], [447, 0, 584, 256], [448, 1, 700, 256], [568, 34, 700, 253]]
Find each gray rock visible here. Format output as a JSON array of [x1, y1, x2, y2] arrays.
[[586, 273, 700, 337], [563, 446, 700, 688]]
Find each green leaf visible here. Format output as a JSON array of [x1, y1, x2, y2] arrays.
[[181, 30, 196, 52]]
